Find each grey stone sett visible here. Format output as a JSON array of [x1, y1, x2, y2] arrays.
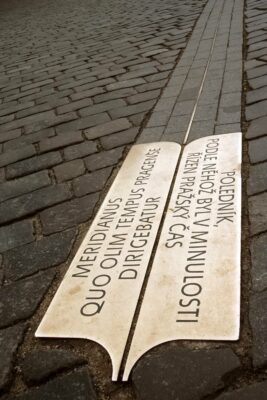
[[250, 291, 267, 368], [4, 229, 76, 281], [85, 147, 124, 171], [39, 131, 83, 153], [84, 118, 132, 140], [64, 141, 98, 161], [217, 381, 267, 400], [249, 136, 267, 163], [0, 144, 36, 168], [249, 192, 267, 236], [6, 152, 63, 179], [41, 192, 100, 234], [0, 170, 51, 203], [0, 269, 55, 328], [246, 116, 267, 139], [4, 128, 55, 152], [21, 349, 86, 385], [246, 99, 267, 121], [109, 100, 156, 119], [78, 99, 126, 118], [247, 162, 267, 195], [0, 220, 35, 253], [101, 127, 139, 149], [246, 86, 267, 105], [0, 183, 72, 224], [54, 159, 85, 182], [73, 167, 112, 197], [55, 113, 110, 134]]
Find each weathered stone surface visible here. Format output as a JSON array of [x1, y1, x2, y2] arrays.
[[39, 132, 83, 153], [250, 291, 267, 368], [64, 141, 98, 161], [3, 229, 76, 281], [249, 136, 267, 163], [246, 99, 267, 120], [0, 170, 51, 203], [73, 167, 112, 197], [217, 381, 267, 399], [85, 147, 124, 171], [0, 220, 34, 253], [21, 349, 86, 384], [54, 160, 85, 182], [0, 324, 26, 393], [101, 127, 139, 150], [6, 152, 63, 179], [249, 192, 267, 235], [40, 193, 99, 234], [9, 368, 96, 400], [246, 116, 267, 139], [0, 145, 36, 168], [132, 348, 240, 400], [84, 118, 132, 140], [0, 270, 55, 328], [247, 162, 267, 195], [250, 233, 267, 293], [247, 86, 267, 105], [0, 184, 72, 224]]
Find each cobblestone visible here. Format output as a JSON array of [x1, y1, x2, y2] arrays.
[[3, 229, 76, 281], [40, 193, 100, 234], [0, 270, 55, 328], [0, 324, 26, 393], [0, 220, 34, 253], [21, 349, 86, 385]]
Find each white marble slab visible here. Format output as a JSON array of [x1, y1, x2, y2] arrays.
[[36, 142, 181, 381], [123, 132, 242, 381]]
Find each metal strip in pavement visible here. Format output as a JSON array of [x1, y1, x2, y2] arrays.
[[36, 142, 181, 381], [123, 132, 242, 381]]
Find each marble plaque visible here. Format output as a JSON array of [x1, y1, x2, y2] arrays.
[[123, 132, 242, 381], [36, 142, 181, 381]]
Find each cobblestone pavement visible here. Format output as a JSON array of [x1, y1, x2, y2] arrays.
[[0, 0, 267, 399]]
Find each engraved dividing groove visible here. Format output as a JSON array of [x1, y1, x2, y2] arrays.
[[123, 133, 242, 381], [36, 142, 181, 381]]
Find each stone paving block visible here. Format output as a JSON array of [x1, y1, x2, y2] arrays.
[[247, 162, 267, 195], [70, 87, 104, 101], [85, 147, 124, 171], [55, 113, 110, 134], [4, 128, 55, 151], [94, 87, 136, 104], [137, 126, 164, 144], [57, 98, 93, 115], [84, 118, 132, 140], [218, 92, 241, 124], [41, 193, 99, 234], [165, 114, 191, 135], [73, 167, 112, 197], [0, 170, 51, 202], [101, 127, 139, 149], [106, 78, 146, 91], [247, 64, 267, 79], [146, 111, 170, 127], [249, 75, 267, 90], [154, 97, 177, 112], [172, 100, 195, 116], [4, 229, 76, 282], [249, 192, 267, 235], [246, 86, 267, 105], [246, 99, 267, 121], [193, 103, 218, 121], [132, 348, 240, 400], [78, 99, 126, 117], [127, 89, 160, 105], [64, 141, 97, 161], [136, 79, 168, 93], [215, 124, 241, 134], [249, 291, 267, 368], [0, 324, 26, 393], [54, 159, 85, 182], [39, 131, 83, 153], [188, 119, 215, 142], [250, 232, 267, 292], [109, 100, 156, 119], [246, 116, 267, 139], [6, 152, 62, 179], [0, 220, 34, 253], [9, 368, 96, 400], [248, 135, 267, 163], [0, 184, 72, 224], [0, 145, 36, 168], [21, 349, 86, 385], [217, 381, 267, 400], [0, 129, 21, 145], [0, 270, 55, 328]]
